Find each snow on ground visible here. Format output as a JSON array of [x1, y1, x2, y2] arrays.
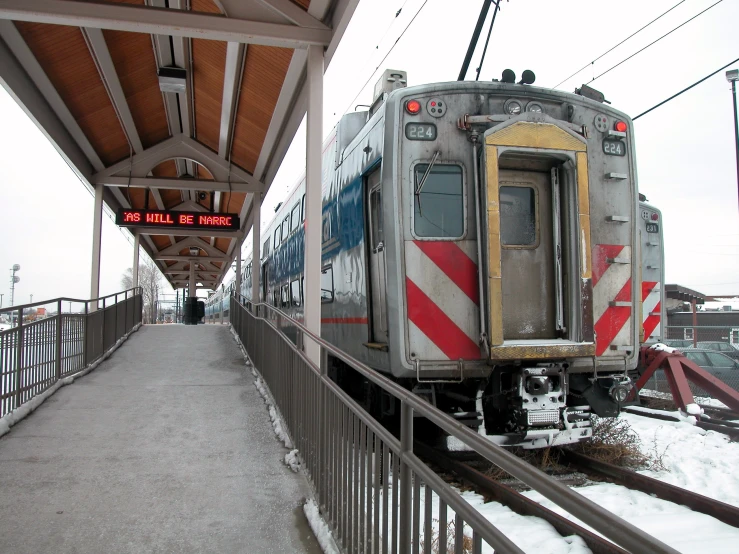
[[443, 409, 739, 553], [524, 483, 739, 553], [518, 411, 739, 553], [622, 411, 739, 508], [455, 491, 591, 554], [304, 499, 340, 554]]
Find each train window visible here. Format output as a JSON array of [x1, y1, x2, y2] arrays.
[[413, 164, 464, 238], [301, 194, 306, 222], [281, 216, 290, 242], [274, 227, 281, 249], [500, 186, 537, 246], [281, 284, 290, 307], [321, 265, 334, 303], [263, 239, 270, 259], [291, 279, 302, 307], [290, 204, 300, 233]]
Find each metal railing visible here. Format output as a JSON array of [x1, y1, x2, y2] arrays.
[[230, 294, 677, 554], [0, 288, 142, 418]]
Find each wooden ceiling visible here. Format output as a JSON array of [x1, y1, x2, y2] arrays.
[[0, 0, 356, 291]]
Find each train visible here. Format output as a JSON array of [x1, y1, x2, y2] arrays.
[[637, 197, 665, 346], [207, 69, 647, 448]]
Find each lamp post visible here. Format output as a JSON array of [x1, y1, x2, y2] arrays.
[[727, 69, 739, 210], [9, 264, 20, 307]]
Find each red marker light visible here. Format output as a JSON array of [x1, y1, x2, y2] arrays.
[[405, 99, 422, 115], [651, 213, 659, 221], [614, 120, 627, 132]]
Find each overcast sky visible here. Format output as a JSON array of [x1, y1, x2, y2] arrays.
[[1, 0, 737, 308]]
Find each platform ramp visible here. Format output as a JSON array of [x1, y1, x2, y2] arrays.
[[0, 324, 321, 554]]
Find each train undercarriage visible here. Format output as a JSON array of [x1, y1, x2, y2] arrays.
[[328, 355, 634, 449]]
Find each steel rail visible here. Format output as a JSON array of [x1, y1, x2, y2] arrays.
[[558, 448, 739, 529], [415, 442, 628, 554], [623, 406, 739, 441], [236, 297, 679, 554]]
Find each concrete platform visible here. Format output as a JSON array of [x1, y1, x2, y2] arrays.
[[0, 324, 322, 554]]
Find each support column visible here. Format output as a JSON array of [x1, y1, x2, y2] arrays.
[[132, 233, 140, 288], [189, 262, 196, 300], [184, 261, 197, 325], [251, 193, 261, 306], [304, 44, 324, 365], [90, 183, 104, 310], [235, 246, 242, 299]]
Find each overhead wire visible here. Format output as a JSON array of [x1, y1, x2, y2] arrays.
[[633, 56, 739, 119], [588, 0, 723, 85], [553, 0, 688, 88], [474, 0, 501, 81], [374, 0, 412, 50], [590, 0, 723, 85], [342, 0, 430, 117]]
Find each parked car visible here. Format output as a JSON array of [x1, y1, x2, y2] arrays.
[[0, 322, 11, 332], [643, 349, 739, 395], [683, 349, 739, 393], [696, 341, 739, 360], [664, 339, 694, 348]]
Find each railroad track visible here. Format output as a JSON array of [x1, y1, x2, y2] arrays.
[[555, 448, 739, 529], [415, 441, 629, 554], [416, 439, 739, 551], [623, 405, 739, 441]]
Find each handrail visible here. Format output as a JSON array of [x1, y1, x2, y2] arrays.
[[1, 288, 143, 419], [234, 294, 678, 554], [0, 287, 142, 315]]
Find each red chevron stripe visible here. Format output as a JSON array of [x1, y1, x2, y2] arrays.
[[594, 279, 632, 356], [592, 244, 626, 287], [641, 281, 657, 301], [643, 301, 661, 340], [412, 241, 479, 304], [406, 278, 480, 360]]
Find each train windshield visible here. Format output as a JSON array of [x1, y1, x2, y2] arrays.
[[413, 163, 464, 238]]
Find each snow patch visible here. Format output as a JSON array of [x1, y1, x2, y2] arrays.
[[650, 343, 676, 353], [304, 499, 340, 554], [446, 436, 473, 451], [685, 403, 702, 416], [252, 375, 293, 449], [285, 449, 302, 472]]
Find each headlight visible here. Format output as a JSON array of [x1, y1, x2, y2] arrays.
[[504, 99, 522, 115], [526, 102, 543, 113]]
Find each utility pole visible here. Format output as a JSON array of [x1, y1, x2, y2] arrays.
[[30, 294, 33, 304], [726, 69, 739, 210], [9, 264, 20, 307]]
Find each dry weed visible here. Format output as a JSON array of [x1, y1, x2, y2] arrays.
[[572, 416, 650, 468], [419, 519, 473, 554]]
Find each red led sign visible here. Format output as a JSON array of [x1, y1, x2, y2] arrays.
[[116, 209, 240, 231]]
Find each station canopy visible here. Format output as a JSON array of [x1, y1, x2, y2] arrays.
[[0, 0, 358, 291]]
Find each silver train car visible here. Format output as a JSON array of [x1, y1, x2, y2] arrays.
[[637, 198, 665, 344], [208, 70, 644, 448]]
